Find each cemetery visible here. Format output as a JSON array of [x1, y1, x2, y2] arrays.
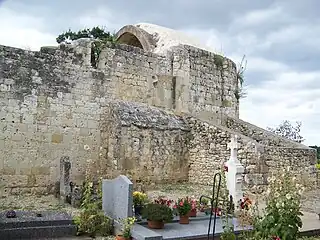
[[0, 23, 320, 239], [0, 135, 320, 240]]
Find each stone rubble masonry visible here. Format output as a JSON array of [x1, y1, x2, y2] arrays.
[[0, 34, 317, 195]]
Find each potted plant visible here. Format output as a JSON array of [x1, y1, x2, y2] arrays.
[[174, 198, 192, 224], [133, 191, 148, 216], [142, 203, 173, 229], [116, 217, 136, 240], [189, 199, 197, 217]]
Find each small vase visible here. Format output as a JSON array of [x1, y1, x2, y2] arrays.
[[147, 220, 164, 229], [116, 235, 131, 240], [179, 215, 189, 224], [189, 209, 197, 217]]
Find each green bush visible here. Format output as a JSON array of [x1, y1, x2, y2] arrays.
[[142, 203, 173, 222], [73, 179, 113, 237]]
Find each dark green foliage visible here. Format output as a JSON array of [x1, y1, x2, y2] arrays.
[[309, 146, 320, 162], [56, 26, 117, 68], [73, 180, 113, 237], [56, 26, 116, 44], [142, 203, 173, 222], [214, 54, 225, 69]]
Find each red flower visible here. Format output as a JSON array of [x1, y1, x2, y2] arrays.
[[179, 201, 184, 206], [224, 164, 228, 172]]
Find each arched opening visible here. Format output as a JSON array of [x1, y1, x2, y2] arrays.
[[117, 32, 143, 49], [115, 25, 156, 52]]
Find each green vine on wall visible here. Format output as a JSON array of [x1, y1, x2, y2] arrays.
[[56, 26, 117, 68], [214, 54, 225, 70]]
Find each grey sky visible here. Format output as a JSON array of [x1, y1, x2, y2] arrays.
[[0, 0, 319, 144]]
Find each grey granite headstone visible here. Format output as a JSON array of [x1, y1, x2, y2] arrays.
[[59, 156, 71, 201], [102, 175, 133, 220]]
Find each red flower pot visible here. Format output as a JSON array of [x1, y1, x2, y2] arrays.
[[189, 209, 197, 217], [147, 220, 164, 229], [116, 235, 131, 240], [179, 215, 190, 224]]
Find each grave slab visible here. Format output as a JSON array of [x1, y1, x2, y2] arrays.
[[0, 210, 76, 239], [131, 216, 251, 240]]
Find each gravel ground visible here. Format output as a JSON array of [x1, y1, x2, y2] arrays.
[[0, 183, 319, 215]]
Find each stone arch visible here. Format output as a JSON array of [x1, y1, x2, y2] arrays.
[[115, 25, 156, 52]]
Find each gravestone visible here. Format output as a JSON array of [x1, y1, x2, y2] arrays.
[[102, 175, 133, 220], [225, 135, 244, 207], [59, 156, 71, 202]]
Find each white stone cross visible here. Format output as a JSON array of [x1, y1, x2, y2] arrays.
[[225, 135, 244, 206], [227, 135, 241, 163]]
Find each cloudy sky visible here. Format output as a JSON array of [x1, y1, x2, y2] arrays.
[[0, 0, 319, 145]]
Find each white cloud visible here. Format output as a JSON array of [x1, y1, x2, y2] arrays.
[[74, 7, 126, 32], [238, 6, 284, 27], [240, 69, 320, 145], [0, 7, 56, 50]]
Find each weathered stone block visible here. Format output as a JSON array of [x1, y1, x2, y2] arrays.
[[1, 167, 16, 175], [51, 133, 63, 143]]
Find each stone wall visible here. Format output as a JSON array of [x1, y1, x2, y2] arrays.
[[99, 100, 190, 184], [187, 117, 317, 189], [0, 43, 108, 194], [187, 47, 238, 121], [187, 117, 258, 185], [0, 38, 317, 194], [0, 40, 240, 193], [98, 44, 239, 119]]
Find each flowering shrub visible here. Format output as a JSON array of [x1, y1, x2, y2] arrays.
[[142, 203, 173, 222], [173, 197, 192, 216], [120, 217, 136, 238], [190, 198, 197, 210], [254, 168, 304, 240], [154, 197, 174, 207], [133, 191, 148, 206], [239, 196, 252, 211]]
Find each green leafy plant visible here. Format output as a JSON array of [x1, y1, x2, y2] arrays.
[[214, 54, 225, 69], [235, 55, 247, 100], [142, 203, 173, 222], [173, 197, 192, 216], [56, 26, 117, 68], [118, 217, 136, 238], [200, 198, 209, 205], [253, 168, 304, 240], [221, 223, 236, 240], [73, 178, 113, 237]]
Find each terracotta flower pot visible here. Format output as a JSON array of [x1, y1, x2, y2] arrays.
[[179, 215, 190, 224], [147, 220, 164, 229], [116, 235, 131, 240], [189, 209, 197, 217]]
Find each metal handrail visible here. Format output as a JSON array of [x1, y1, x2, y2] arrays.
[[199, 172, 222, 240]]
